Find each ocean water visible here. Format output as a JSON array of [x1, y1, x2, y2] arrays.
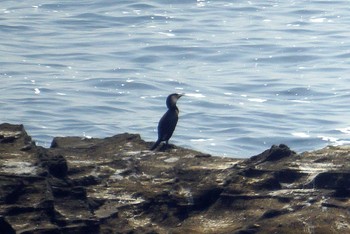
[[1, 0, 349, 157]]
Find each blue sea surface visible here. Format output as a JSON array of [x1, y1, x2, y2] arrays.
[[1, 0, 350, 157]]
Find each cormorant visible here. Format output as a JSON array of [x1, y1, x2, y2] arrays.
[[150, 93, 183, 150]]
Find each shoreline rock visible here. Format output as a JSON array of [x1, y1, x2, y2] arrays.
[[1, 123, 350, 233]]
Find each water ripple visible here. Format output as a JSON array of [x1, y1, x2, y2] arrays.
[[2, 0, 350, 157]]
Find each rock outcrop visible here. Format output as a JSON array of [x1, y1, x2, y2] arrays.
[[1, 123, 350, 233]]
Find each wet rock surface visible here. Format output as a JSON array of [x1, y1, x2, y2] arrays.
[[1, 123, 350, 233]]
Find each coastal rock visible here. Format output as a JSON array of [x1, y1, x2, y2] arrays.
[[1, 123, 350, 233]]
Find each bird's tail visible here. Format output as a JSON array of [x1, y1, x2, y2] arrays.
[[150, 139, 161, 150]]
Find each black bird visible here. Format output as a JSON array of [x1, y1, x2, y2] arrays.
[[150, 93, 184, 150]]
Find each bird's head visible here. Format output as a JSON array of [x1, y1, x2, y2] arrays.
[[166, 93, 184, 109]]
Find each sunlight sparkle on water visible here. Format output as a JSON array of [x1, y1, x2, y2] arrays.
[[317, 135, 350, 146], [337, 127, 350, 134], [190, 138, 214, 142], [185, 93, 206, 98], [292, 132, 310, 138], [309, 18, 327, 23]]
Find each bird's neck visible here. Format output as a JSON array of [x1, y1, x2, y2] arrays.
[[168, 106, 179, 112]]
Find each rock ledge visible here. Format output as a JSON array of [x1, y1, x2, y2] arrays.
[[1, 123, 350, 233]]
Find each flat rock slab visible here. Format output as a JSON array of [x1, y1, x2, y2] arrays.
[[1, 123, 350, 233]]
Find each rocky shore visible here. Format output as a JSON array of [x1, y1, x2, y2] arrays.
[[1, 123, 350, 233]]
